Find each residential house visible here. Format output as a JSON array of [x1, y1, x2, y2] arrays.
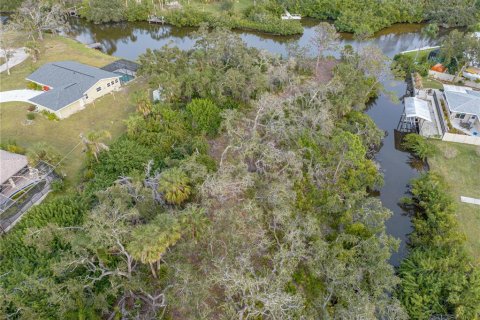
[[443, 85, 480, 136], [26, 61, 121, 119]]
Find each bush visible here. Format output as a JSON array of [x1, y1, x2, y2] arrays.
[[41, 110, 59, 121], [26, 113, 35, 120], [402, 134, 436, 161], [27, 105, 36, 112], [27, 81, 43, 90], [187, 98, 222, 137], [50, 179, 64, 192], [163, 7, 303, 36]]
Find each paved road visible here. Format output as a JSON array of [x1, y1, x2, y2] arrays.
[[0, 47, 28, 73], [0, 90, 42, 103]]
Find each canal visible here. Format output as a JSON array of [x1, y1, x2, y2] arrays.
[[70, 19, 446, 265]]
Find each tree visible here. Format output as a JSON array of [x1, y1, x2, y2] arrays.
[[80, 0, 126, 24], [424, 0, 478, 28], [415, 23, 439, 62], [186, 98, 222, 137], [132, 90, 153, 117], [11, 0, 68, 41], [128, 214, 181, 278], [310, 22, 340, 75], [441, 30, 480, 79], [25, 41, 41, 63], [80, 130, 111, 162], [0, 21, 15, 76], [157, 167, 191, 205]]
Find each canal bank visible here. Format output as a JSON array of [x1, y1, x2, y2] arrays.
[[68, 19, 447, 265]]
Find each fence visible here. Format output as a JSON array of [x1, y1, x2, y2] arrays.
[[428, 71, 480, 89]]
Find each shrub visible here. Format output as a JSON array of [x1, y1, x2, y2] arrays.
[[27, 81, 43, 90], [26, 113, 35, 120], [402, 134, 436, 161], [41, 110, 59, 121], [27, 105, 36, 112], [50, 179, 64, 192], [186, 98, 222, 137], [158, 167, 191, 205], [0, 141, 26, 154]]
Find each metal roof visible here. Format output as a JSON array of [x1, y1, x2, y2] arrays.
[[444, 87, 480, 117], [0, 150, 28, 185], [26, 61, 120, 111], [405, 97, 432, 122]]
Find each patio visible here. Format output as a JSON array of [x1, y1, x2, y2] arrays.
[[451, 118, 480, 136]]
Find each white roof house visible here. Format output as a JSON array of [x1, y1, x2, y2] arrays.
[[443, 85, 480, 118], [404, 97, 432, 122]]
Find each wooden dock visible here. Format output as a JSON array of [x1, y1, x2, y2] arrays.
[[148, 15, 165, 24], [86, 43, 103, 50]]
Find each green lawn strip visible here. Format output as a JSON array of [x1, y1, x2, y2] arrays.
[[428, 140, 480, 264], [0, 80, 142, 185]]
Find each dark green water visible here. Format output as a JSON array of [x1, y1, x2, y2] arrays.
[[69, 19, 447, 266]]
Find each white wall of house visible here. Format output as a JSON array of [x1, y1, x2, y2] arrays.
[[82, 77, 121, 103], [32, 77, 121, 119]]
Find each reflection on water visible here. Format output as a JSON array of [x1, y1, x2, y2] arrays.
[[68, 19, 452, 266], [70, 19, 446, 60]]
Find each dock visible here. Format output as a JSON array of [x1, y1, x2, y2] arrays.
[[86, 43, 103, 50], [148, 15, 165, 24]]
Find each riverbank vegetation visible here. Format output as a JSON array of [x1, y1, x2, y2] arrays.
[[398, 172, 480, 319], [3, 0, 480, 36], [1, 26, 409, 319], [397, 135, 480, 319]]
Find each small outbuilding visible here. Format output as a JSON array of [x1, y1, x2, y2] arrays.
[[26, 61, 122, 119]]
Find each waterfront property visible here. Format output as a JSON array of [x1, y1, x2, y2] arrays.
[[443, 85, 480, 136], [26, 61, 122, 119]]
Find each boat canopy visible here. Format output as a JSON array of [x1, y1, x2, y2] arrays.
[[405, 97, 432, 122]]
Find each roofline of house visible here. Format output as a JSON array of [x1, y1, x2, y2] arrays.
[[29, 77, 121, 113]]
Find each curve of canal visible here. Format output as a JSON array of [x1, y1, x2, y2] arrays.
[[70, 19, 449, 265]]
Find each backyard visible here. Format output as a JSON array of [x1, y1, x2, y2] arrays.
[[428, 141, 480, 264], [0, 33, 143, 186]]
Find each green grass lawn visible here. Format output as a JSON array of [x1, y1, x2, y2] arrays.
[[0, 33, 117, 91], [422, 76, 443, 89], [429, 141, 480, 264], [0, 32, 144, 186]]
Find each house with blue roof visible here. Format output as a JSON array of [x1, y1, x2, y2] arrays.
[[26, 61, 122, 119]]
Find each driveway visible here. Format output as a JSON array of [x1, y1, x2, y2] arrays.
[[0, 48, 28, 73], [0, 90, 43, 104]]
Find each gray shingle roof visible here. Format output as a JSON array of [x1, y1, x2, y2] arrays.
[[444, 90, 480, 117], [26, 61, 120, 111]]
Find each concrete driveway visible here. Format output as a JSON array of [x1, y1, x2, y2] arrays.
[[0, 48, 28, 73], [0, 90, 43, 103]]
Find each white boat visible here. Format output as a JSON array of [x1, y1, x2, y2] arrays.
[[281, 11, 301, 20]]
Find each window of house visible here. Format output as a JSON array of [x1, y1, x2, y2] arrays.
[[84, 94, 88, 100], [107, 83, 111, 87], [96, 87, 101, 92], [115, 79, 118, 83], [455, 113, 466, 119], [111, 81, 114, 85]]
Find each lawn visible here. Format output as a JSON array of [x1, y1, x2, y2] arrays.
[[0, 32, 143, 186], [428, 141, 480, 264], [0, 33, 117, 91]]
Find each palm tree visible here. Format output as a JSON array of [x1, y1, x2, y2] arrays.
[[157, 168, 191, 205], [127, 214, 181, 278], [80, 130, 111, 162], [132, 90, 153, 117]]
